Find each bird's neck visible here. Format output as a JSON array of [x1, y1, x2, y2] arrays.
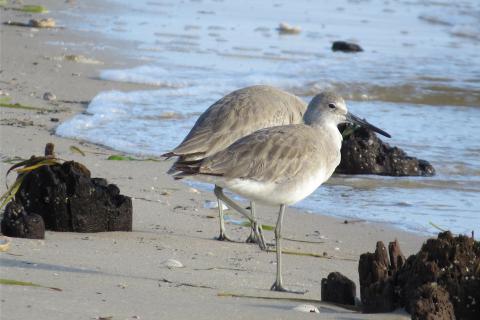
[[310, 120, 343, 150]]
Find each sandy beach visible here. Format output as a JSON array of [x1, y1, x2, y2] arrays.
[[0, 1, 428, 319]]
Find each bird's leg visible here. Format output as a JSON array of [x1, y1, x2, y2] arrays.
[[246, 201, 256, 243], [270, 204, 304, 294], [216, 196, 233, 242], [245, 201, 265, 249], [214, 186, 267, 250]]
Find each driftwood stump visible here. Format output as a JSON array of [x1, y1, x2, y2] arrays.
[[321, 272, 356, 305]]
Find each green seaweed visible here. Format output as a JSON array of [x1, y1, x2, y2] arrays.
[[0, 278, 61, 291], [0, 102, 49, 112], [0, 96, 11, 103], [19, 5, 48, 13], [69, 146, 86, 156], [107, 155, 137, 161], [233, 220, 275, 231], [106, 155, 160, 161]]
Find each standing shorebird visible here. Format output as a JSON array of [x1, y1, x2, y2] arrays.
[[171, 91, 390, 292], [163, 85, 306, 249]]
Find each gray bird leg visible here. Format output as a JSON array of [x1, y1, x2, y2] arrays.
[[216, 196, 233, 242], [245, 201, 256, 243], [214, 186, 267, 250], [245, 201, 265, 247], [270, 204, 304, 294]]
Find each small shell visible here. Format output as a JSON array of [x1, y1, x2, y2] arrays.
[[164, 259, 184, 269], [30, 18, 56, 28], [43, 92, 56, 101], [292, 304, 320, 313], [277, 22, 301, 34], [0, 236, 11, 252], [203, 200, 228, 210], [189, 187, 200, 194]]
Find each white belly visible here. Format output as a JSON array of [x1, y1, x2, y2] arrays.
[[208, 165, 332, 206]]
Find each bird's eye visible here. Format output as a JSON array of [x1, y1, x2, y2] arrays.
[[328, 103, 336, 109]]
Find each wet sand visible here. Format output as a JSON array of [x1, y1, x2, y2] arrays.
[[0, 1, 426, 319]]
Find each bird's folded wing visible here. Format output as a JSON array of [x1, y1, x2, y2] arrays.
[[199, 125, 327, 183]]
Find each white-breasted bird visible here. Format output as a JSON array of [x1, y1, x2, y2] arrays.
[[171, 91, 390, 292], [163, 85, 306, 249]]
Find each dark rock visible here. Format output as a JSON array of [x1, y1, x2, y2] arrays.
[[1, 201, 45, 239], [410, 284, 456, 320], [332, 41, 363, 52], [388, 239, 406, 272], [44, 142, 55, 157], [12, 161, 132, 233], [358, 241, 396, 312], [397, 231, 480, 320], [358, 232, 480, 319], [336, 125, 435, 176], [321, 272, 356, 305]]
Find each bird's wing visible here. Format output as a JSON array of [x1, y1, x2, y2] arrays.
[[170, 86, 306, 159], [198, 125, 337, 183]]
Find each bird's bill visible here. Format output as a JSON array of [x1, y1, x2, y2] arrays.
[[346, 112, 391, 138]]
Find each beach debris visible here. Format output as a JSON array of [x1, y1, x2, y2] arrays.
[[31, 18, 55, 28], [276, 22, 301, 35], [229, 219, 275, 231], [1, 201, 45, 239], [410, 283, 455, 320], [331, 41, 363, 53], [358, 241, 397, 313], [203, 200, 227, 210], [337, 124, 435, 176], [358, 232, 480, 319], [0, 236, 11, 252], [28, 18, 56, 28], [292, 304, 320, 313], [0, 278, 62, 291], [63, 54, 103, 65], [0, 101, 51, 112], [106, 154, 160, 161], [43, 92, 56, 101], [19, 5, 49, 13], [0, 143, 133, 235], [164, 259, 184, 269], [69, 146, 86, 156], [321, 272, 356, 306], [189, 187, 200, 194], [117, 283, 128, 289]]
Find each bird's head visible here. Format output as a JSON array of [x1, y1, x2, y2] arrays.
[[304, 91, 391, 138]]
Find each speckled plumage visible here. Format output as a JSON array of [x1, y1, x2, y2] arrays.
[[168, 85, 306, 161]]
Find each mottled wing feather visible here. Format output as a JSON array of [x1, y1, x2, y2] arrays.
[[199, 125, 337, 183], [171, 85, 306, 160]]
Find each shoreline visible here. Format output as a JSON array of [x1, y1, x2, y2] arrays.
[[1, 1, 427, 319]]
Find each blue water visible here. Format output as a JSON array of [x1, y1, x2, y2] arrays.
[[57, 0, 480, 235]]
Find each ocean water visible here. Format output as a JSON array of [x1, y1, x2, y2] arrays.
[[57, 0, 480, 235]]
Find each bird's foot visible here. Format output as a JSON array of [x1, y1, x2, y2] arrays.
[[245, 233, 256, 244], [270, 282, 306, 294], [216, 232, 234, 242], [246, 223, 267, 251]]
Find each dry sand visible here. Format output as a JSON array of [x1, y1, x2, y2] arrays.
[[0, 1, 426, 319]]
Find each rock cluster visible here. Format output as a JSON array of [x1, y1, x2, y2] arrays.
[[321, 271, 356, 305], [337, 125, 435, 176], [2, 161, 132, 238], [358, 232, 479, 319]]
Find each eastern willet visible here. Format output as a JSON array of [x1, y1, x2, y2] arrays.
[[163, 85, 306, 249], [172, 91, 390, 292]]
